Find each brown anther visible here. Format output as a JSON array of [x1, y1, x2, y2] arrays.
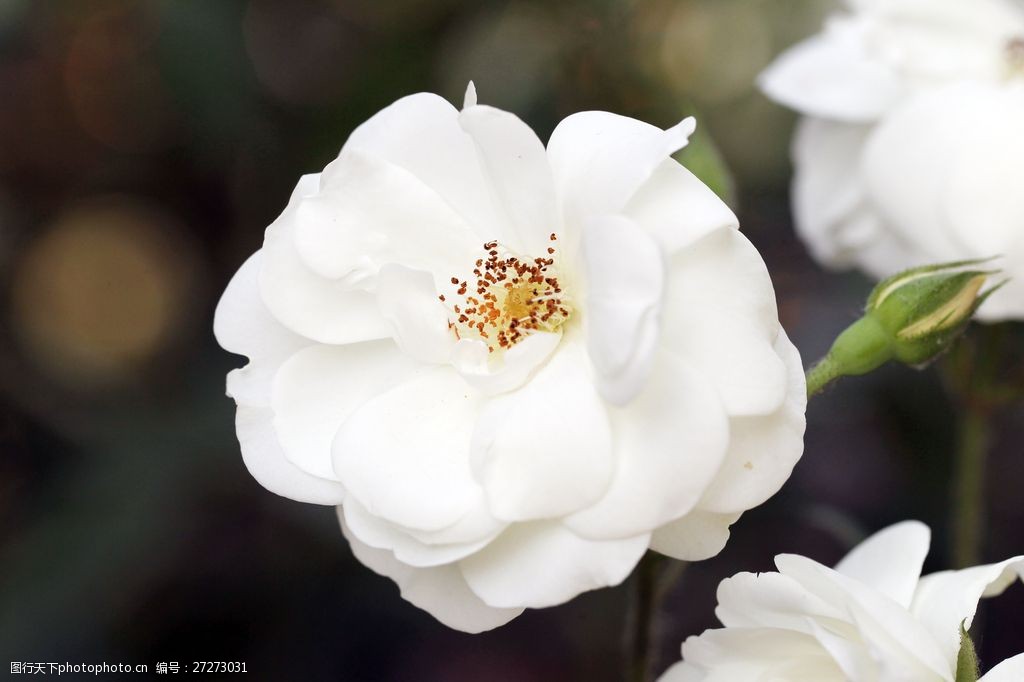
[[440, 238, 571, 353]]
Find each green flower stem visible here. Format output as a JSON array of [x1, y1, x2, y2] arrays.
[[626, 554, 659, 682], [942, 324, 1014, 569], [625, 554, 688, 682], [805, 355, 842, 399], [951, 401, 992, 569]]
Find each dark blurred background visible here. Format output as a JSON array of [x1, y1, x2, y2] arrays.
[[2, 1, 1023, 680]]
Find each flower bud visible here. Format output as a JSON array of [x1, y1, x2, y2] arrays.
[[808, 259, 1002, 396]]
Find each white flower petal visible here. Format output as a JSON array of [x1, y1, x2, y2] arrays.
[[296, 152, 482, 283], [459, 103, 559, 254], [861, 0, 1024, 82], [790, 117, 873, 268], [861, 84, 985, 263], [712, 570, 851, 638], [272, 342, 420, 480], [669, 662, 777, 682], [462, 80, 477, 109], [213, 251, 311, 407], [341, 501, 500, 568], [214, 250, 305, 360], [340, 515, 522, 633], [834, 520, 930, 608], [581, 212, 667, 403], [649, 509, 741, 562], [234, 405, 345, 505], [401, 501, 508, 547], [980, 653, 1024, 682], [625, 158, 739, 255], [547, 111, 695, 240], [655, 661, 703, 682], [941, 85, 1024, 284], [340, 92, 505, 238], [471, 340, 613, 521], [680, 627, 845, 680], [565, 353, 729, 540], [459, 521, 649, 609], [333, 366, 486, 532], [376, 264, 454, 365], [775, 553, 953, 680], [662, 228, 786, 417], [844, 598, 950, 681], [805, 616, 878, 681], [911, 556, 1024, 667], [258, 174, 393, 345], [582, 215, 665, 405], [758, 17, 902, 122], [698, 329, 806, 514], [451, 331, 561, 397], [840, 205, 921, 280]]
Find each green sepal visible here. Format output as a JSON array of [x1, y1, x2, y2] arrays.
[[866, 257, 999, 310], [955, 620, 980, 682]]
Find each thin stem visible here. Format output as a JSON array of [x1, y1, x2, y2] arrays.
[[626, 553, 661, 682], [655, 560, 688, 606], [951, 399, 993, 569], [624, 555, 689, 682], [942, 325, 1010, 570], [806, 354, 842, 399]]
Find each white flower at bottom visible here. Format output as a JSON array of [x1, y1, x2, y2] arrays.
[[214, 84, 805, 632], [661, 521, 1024, 681]]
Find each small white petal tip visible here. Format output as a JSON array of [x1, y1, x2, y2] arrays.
[[665, 116, 697, 153], [671, 114, 696, 140], [464, 81, 478, 109]]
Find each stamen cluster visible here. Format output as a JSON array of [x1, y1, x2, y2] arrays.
[[440, 234, 571, 352]]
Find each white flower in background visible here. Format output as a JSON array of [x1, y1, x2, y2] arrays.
[[661, 521, 1024, 681], [214, 84, 805, 632], [759, 0, 1024, 321]]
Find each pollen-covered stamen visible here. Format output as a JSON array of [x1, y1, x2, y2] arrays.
[[439, 233, 572, 353]]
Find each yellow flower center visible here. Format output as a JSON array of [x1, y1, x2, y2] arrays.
[[440, 234, 572, 352]]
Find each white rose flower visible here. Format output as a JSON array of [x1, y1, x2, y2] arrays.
[[661, 521, 1024, 681], [214, 84, 805, 632], [759, 0, 1024, 320]]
